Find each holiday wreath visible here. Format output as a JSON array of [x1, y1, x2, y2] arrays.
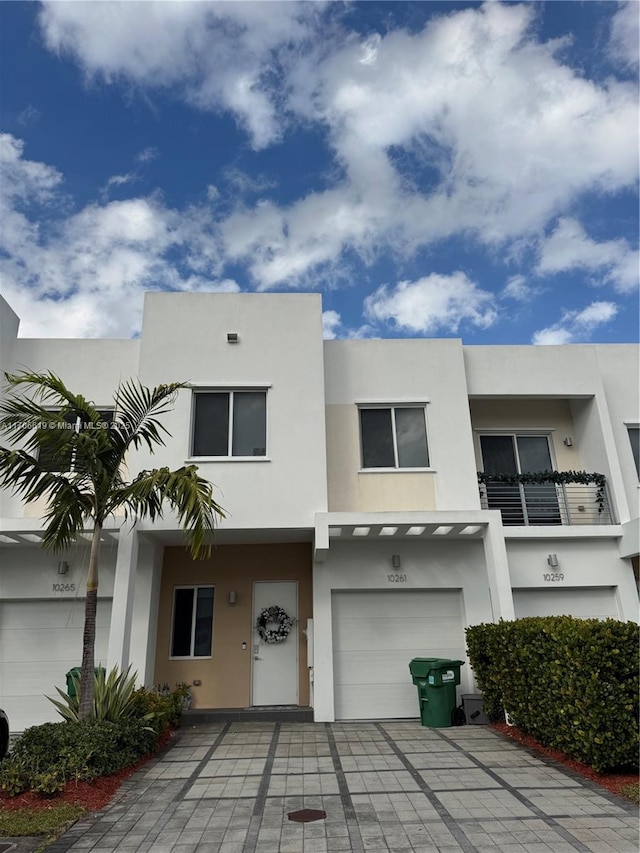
[[256, 605, 294, 644]]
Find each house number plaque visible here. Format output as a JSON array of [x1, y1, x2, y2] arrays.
[[387, 573, 407, 583], [542, 573, 564, 582], [52, 583, 77, 593]]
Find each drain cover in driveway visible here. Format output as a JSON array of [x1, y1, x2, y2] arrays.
[[288, 809, 326, 823]]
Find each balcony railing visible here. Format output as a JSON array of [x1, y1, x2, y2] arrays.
[[478, 471, 614, 526]]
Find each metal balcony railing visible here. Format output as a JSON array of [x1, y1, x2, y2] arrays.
[[478, 473, 614, 526]]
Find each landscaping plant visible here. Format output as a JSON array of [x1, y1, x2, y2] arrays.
[[48, 665, 153, 723], [466, 616, 639, 773], [0, 371, 225, 720]]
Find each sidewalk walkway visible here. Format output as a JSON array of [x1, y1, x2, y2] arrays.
[[45, 721, 638, 853]]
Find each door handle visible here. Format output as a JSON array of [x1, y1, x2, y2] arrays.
[[254, 655, 262, 660]]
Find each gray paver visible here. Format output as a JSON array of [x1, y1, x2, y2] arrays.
[[45, 722, 638, 853]]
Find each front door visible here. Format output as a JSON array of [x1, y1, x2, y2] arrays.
[[252, 581, 298, 706]]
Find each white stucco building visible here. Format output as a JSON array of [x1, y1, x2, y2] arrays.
[[1, 292, 638, 731]]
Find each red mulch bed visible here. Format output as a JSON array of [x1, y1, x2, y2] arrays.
[[0, 728, 176, 813], [493, 721, 639, 799]]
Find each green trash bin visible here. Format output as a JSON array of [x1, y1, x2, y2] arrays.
[[65, 666, 106, 698], [408, 658, 465, 728]]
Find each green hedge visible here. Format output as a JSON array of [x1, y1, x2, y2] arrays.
[[466, 617, 639, 773], [0, 719, 159, 796]]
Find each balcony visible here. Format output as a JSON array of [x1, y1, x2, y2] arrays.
[[478, 471, 614, 526]]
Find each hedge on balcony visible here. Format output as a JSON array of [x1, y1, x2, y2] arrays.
[[477, 470, 607, 512], [466, 617, 639, 773]]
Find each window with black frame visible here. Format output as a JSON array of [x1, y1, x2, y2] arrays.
[[359, 405, 429, 469], [171, 586, 214, 658], [192, 391, 266, 457]]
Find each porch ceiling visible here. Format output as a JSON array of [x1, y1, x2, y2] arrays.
[[328, 522, 484, 540]]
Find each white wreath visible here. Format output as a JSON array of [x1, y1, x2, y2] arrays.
[[256, 605, 294, 644]]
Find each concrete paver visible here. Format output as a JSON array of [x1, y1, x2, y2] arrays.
[[41, 722, 638, 853]]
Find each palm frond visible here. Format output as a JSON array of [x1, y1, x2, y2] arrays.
[[109, 466, 225, 558], [109, 379, 185, 457]]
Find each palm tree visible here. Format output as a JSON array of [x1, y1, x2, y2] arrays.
[[0, 371, 225, 720]]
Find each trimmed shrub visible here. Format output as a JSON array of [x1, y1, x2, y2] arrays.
[[0, 719, 158, 796], [466, 617, 639, 773]]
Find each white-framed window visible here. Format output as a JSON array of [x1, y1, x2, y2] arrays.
[[191, 391, 267, 457], [38, 410, 114, 472], [359, 405, 430, 469], [170, 586, 214, 658], [627, 426, 640, 479]]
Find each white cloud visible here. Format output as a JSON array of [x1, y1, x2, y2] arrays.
[[364, 273, 498, 335], [0, 134, 230, 338], [609, 1, 639, 70], [537, 218, 639, 293], [38, 0, 325, 150], [532, 300, 618, 345], [322, 310, 341, 340], [100, 172, 137, 201], [502, 275, 535, 301], [218, 2, 638, 288], [135, 146, 158, 163]]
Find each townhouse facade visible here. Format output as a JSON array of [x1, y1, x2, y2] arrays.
[[0, 292, 638, 731]]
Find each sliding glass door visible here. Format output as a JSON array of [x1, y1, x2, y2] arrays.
[[480, 435, 561, 525]]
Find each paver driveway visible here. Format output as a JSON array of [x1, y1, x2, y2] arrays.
[[47, 721, 638, 853]]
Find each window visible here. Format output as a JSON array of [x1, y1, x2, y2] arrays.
[[628, 427, 640, 479], [480, 433, 560, 525], [359, 406, 429, 469], [192, 391, 266, 457], [171, 586, 214, 658], [38, 410, 113, 472]]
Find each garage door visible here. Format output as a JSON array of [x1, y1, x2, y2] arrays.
[[513, 587, 618, 620], [332, 590, 465, 720], [0, 598, 112, 732]]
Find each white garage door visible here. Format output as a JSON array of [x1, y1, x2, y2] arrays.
[[513, 587, 618, 620], [332, 590, 465, 720], [0, 598, 112, 732]]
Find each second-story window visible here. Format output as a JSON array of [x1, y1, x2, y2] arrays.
[[628, 426, 640, 479], [359, 406, 429, 469], [192, 391, 266, 457]]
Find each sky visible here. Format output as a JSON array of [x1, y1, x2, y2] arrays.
[[0, 0, 638, 345]]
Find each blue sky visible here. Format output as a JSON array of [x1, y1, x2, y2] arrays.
[[0, 1, 638, 344]]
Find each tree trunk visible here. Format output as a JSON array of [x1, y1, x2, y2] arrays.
[[78, 524, 102, 721]]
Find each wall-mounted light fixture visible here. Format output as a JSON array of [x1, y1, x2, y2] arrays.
[[57, 561, 69, 575], [563, 437, 573, 447], [391, 555, 401, 569], [227, 333, 239, 344], [228, 590, 237, 605], [547, 554, 559, 568]]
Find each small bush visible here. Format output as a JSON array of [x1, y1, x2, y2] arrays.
[[466, 617, 639, 773], [1, 719, 159, 796], [130, 687, 183, 731]]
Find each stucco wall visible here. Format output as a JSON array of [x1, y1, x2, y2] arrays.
[[323, 339, 479, 511], [312, 538, 492, 720], [325, 404, 436, 511], [505, 537, 639, 623], [154, 543, 313, 709], [0, 542, 116, 600], [133, 293, 328, 530], [470, 398, 582, 471]]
